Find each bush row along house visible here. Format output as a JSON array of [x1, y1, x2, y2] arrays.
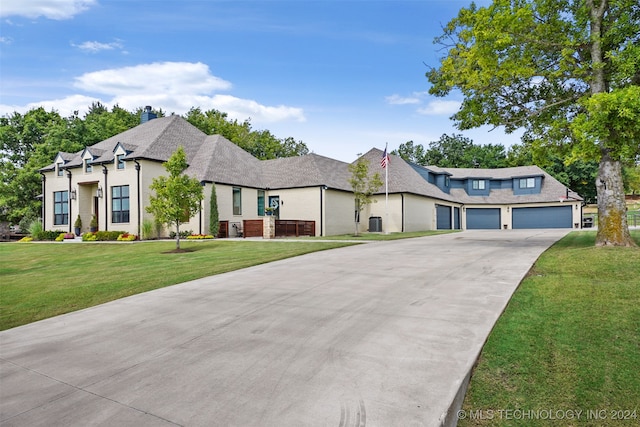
[[40, 109, 583, 237]]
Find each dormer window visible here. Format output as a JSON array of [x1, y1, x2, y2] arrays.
[[116, 154, 125, 170], [57, 164, 64, 177], [472, 180, 486, 190], [84, 159, 92, 173], [445, 176, 450, 187], [519, 178, 535, 189]]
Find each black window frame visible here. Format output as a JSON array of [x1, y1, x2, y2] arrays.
[[111, 185, 130, 223], [116, 154, 125, 170], [233, 187, 242, 215], [53, 190, 69, 225]]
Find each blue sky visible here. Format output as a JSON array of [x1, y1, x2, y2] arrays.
[[0, 0, 521, 162]]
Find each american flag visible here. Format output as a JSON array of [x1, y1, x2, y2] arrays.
[[381, 147, 390, 168]]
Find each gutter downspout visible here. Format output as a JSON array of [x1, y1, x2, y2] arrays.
[[135, 161, 141, 238], [320, 185, 327, 237], [102, 165, 108, 231], [66, 170, 72, 233], [40, 172, 46, 230], [401, 193, 404, 232]]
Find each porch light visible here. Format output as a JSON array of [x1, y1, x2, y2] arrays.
[[97, 187, 103, 198], [71, 189, 77, 200]]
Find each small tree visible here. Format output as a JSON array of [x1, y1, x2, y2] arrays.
[[147, 146, 203, 250], [209, 183, 220, 237], [348, 158, 383, 236]]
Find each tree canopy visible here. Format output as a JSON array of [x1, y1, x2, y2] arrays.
[[427, 0, 639, 246]]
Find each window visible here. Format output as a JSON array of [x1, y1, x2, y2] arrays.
[[116, 154, 125, 170], [112, 185, 130, 223], [84, 159, 92, 173], [57, 164, 63, 177], [53, 191, 69, 225], [257, 190, 265, 216], [472, 180, 486, 190], [233, 187, 242, 215], [519, 178, 535, 189], [444, 176, 450, 187]]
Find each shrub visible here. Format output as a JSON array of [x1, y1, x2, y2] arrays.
[[117, 233, 137, 241], [36, 230, 61, 241], [55, 233, 66, 241], [95, 231, 123, 241], [18, 236, 33, 242], [82, 232, 98, 241], [186, 234, 214, 239], [28, 220, 43, 239], [141, 219, 155, 240], [169, 230, 193, 239]]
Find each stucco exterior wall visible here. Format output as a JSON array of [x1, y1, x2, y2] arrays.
[[324, 190, 356, 236], [403, 194, 437, 232], [266, 187, 321, 235]]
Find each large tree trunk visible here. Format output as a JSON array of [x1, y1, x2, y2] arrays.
[[595, 150, 635, 246], [589, 0, 634, 247]]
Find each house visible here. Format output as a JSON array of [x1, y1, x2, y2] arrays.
[[40, 110, 583, 237]]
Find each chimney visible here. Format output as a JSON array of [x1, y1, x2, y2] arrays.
[[141, 106, 157, 124]]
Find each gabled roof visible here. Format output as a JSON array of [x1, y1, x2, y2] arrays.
[[440, 165, 583, 203], [358, 149, 458, 202], [188, 135, 262, 187], [41, 115, 582, 204], [262, 154, 352, 191]]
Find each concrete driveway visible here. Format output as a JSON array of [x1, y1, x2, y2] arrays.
[[1, 229, 569, 427]]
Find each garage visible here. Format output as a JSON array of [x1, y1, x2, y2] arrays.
[[466, 208, 501, 229], [512, 206, 573, 229], [436, 204, 452, 229]]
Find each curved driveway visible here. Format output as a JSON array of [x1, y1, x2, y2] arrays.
[[1, 229, 569, 427]]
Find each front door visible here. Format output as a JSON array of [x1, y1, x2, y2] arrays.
[[268, 196, 280, 219]]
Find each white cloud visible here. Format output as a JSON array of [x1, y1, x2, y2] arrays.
[[0, 36, 13, 44], [73, 40, 124, 53], [0, 94, 101, 117], [417, 99, 461, 115], [75, 62, 233, 95], [385, 91, 429, 105], [0, 62, 306, 124], [0, 0, 97, 20]]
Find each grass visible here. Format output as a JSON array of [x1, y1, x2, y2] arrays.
[[0, 240, 356, 331], [459, 230, 640, 426]]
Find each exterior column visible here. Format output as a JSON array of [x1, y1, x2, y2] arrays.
[[263, 215, 275, 239]]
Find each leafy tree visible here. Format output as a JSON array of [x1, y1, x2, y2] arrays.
[[0, 108, 68, 224], [348, 158, 383, 236], [623, 163, 640, 195], [393, 134, 507, 168], [393, 140, 427, 164], [209, 183, 220, 237], [185, 107, 309, 159], [147, 147, 204, 250], [427, 0, 639, 246]]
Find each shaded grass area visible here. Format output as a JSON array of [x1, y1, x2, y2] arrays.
[[0, 240, 355, 331], [303, 230, 458, 241], [459, 230, 640, 426]]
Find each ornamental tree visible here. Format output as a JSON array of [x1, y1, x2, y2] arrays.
[[147, 146, 203, 250], [348, 158, 383, 236], [427, 0, 639, 246]]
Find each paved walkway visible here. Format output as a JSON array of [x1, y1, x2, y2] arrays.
[[0, 229, 569, 427]]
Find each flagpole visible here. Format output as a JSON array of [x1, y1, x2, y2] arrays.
[[385, 143, 389, 234]]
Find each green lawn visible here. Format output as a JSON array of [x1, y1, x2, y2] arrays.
[[0, 240, 356, 331], [459, 230, 640, 426]]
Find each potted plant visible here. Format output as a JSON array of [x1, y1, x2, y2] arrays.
[[89, 215, 98, 232], [265, 207, 275, 216], [74, 215, 82, 236]]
